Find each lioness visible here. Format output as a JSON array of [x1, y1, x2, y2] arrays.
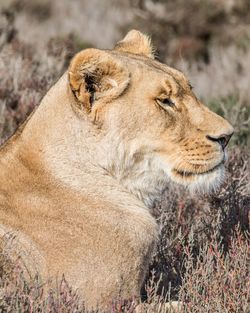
[[0, 30, 233, 310]]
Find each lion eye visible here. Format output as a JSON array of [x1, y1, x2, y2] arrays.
[[157, 98, 175, 107]]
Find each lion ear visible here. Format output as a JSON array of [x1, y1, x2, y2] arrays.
[[114, 30, 154, 59], [68, 48, 130, 112]]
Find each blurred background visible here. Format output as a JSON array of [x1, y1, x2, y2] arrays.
[[0, 1, 249, 311], [0, 0, 250, 144], [0, 0, 249, 146]]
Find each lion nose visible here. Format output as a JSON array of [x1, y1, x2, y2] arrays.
[[206, 132, 233, 149]]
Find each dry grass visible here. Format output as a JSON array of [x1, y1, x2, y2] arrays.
[[179, 229, 249, 313], [0, 1, 249, 312]]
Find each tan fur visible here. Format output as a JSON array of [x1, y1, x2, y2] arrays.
[[0, 30, 233, 310], [114, 30, 154, 58]]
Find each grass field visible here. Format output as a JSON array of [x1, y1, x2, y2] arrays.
[[0, 1, 249, 312]]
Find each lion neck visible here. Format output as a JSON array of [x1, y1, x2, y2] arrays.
[[5, 73, 166, 210]]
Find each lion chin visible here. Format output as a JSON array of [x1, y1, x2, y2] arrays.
[[170, 162, 225, 194]]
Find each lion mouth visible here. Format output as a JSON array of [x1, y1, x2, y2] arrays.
[[173, 162, 223, 178]]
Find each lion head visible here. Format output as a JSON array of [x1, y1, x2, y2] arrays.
[[68, 30, 233, 206]]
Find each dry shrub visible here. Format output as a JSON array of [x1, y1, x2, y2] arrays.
[[0, 269, 85, 312], [180, 230, 249, 313], [178, 47, 250, 125], [128, 0, 250, 62], [10, 0, 52, 22]]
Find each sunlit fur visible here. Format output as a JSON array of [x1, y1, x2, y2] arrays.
[[96, 130, 227, 208], [89, 50, 234, 207]]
